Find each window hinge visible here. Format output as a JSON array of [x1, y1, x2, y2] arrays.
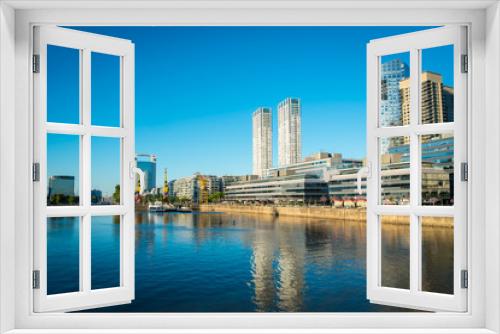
[[461, 269, 468, 289], [32, 163, 40, 182], [461, 162, 468, 182], [32, 54, 40, 73], [32, 270, 40, 289], [461, 54, 468, 73]]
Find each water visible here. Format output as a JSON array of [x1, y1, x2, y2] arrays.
[[46, 211, 453, 312]]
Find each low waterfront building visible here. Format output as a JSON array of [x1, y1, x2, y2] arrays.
[[224, 174, 329, 204], [328, 161, 453, 206], [203, 175, 222, 194], [264, 152, 363, 179], [171, 175, 198, 200], [170, 173, 223, 203], [220, 174, 259, 190]]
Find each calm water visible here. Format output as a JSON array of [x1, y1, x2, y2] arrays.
[[46, 211, 453, 312]]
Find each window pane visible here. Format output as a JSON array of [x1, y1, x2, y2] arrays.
[[91, 215, 121, 290], [91, 52, 121, 127], [421, 216, 454, 294], [379, 52, 410, 127], [420, 45, 454, 124], [47, 45, 80, 124], [381, 215, 410, 289], [380, 136, 410, 205], [47, 217, 80, 295], [91, 137, 121, 205], [421, 134, 454, 206], [47, 134, 80, 206]]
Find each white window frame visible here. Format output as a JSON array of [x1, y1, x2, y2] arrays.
[[0, 1, 499, 333], [366, 26, 468, 312], [32, 26, 136, 312]]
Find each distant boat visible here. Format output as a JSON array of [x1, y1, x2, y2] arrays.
[[177, 206, 192, 213], [148, 201, 164, 212], [148, 201, 176, 212]]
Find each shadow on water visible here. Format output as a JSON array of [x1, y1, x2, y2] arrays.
[[46, 211, 453, 312]]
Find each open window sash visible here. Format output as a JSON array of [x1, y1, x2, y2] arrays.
[[366, 26, 467, 312], [33, 26, 135, 312]]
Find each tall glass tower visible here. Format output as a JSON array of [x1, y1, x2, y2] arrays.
[[278, 98, 302, 167], [252, 107, 273, 177], [136, 154, 157, 192], [380, 59, 409, 151], [380, 59, 409, 127]]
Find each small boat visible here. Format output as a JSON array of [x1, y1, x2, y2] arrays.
[[177, 206, 192, 213], [148, 201, 164, 212]]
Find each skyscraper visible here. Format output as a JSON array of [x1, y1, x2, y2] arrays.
[[278, 98, 301, 167], [136, 154, 157, 192], [380, 59, 409, 127], [400, 71, 454, 142], [252, 107, 273, 176]]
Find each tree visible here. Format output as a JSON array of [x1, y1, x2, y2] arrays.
[[113, 185, 120, 204], [208, 192, 224, 203]]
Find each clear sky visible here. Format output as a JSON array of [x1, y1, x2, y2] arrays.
[[48, 26, 453, 194]]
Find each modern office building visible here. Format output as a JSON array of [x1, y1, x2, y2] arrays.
[[220, 175, 259, 191], [328, 161, 452, 206], [388, 135, 454, 205], [136, 153, 157, 192], [48, 175, 75, 197], [278, 98, 302, 167], [328, 136, 454, 206], [170, 173, 223, 203], [380, 59, 409, 127], [252, 107, 273, 176], [224, 174, 328, 204], [200, 175, 222, 195], [400, 71, 454, 130], [380, 59, 409, 151], [264, 152, 363, 179], [443, 85, 454, 122], [171, 174, 198, 201]]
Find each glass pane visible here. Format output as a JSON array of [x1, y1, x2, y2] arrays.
[[91, 137, 121, 205], [380, 136, 410, 205], [420, 45, 454, 124], [47, 45, 80, 124], [381, 215, 410, 289], [379, 52, 410, 127], [91, 52, 121, 127], [47, 216, 80, 294], [421, 216, 454, 294], [47, 134, 80, 206], [421, 134, 454, 206], [91, 215, 121, 290]]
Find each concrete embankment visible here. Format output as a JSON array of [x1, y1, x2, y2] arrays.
[[198, 204, 453, 227]]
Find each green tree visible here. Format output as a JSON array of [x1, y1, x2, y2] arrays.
[[113, 185, 120, 204], [208, 192, 224, 203]]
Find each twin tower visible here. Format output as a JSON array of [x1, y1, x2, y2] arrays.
[[252, 98, 302, 177]]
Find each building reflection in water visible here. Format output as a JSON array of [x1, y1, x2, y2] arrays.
[[251, 220, 277, 311], [47, 211, 454, 312]]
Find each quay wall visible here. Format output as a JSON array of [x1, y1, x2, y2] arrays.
[[198, 204, 453, 227]]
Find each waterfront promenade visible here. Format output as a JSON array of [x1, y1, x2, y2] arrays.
[[199, 204, 453, 227]]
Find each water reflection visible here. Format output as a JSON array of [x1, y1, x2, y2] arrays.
[[45, 212, 453, 312]]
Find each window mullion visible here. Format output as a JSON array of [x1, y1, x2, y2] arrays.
[[81, 48, 92, 293], [409, 48, 421, 293]]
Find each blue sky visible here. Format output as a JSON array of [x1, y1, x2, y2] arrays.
[[48, 26, 453, 193]]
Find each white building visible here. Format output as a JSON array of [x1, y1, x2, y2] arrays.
[[278, 98, 302, 167], [252, 107, 273, 176]]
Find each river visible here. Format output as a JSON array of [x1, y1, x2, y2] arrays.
[[46, 211, 453, 312]]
